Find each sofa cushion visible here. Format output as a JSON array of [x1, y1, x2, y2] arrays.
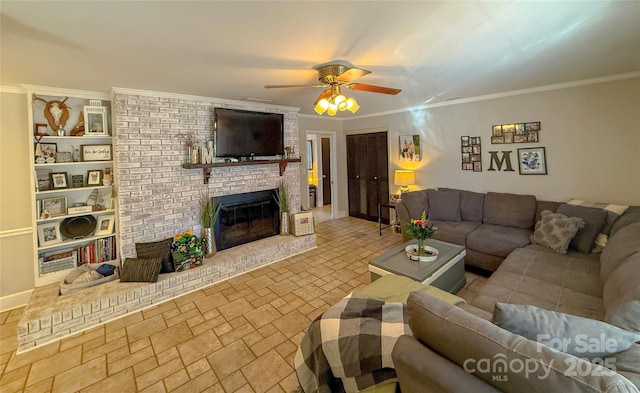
[[600, 221, 640, 281], [439, 188, 485, 222], [530, 210, 585, 254], [535, 200, 562, 222], [471, 246, 604, 319], [493, 303, 640, 358], [466, 224, 532, 258], [120, 257, 162, 282], [611, 206, 640, 237], [483, 192, 537, 229], [407, 292, 637, 393], [557, 204, 607, 253], [136, 237, 175, 274], [427, 190, 461, 221], [399, 190, 429, 220], [603, 252, 640, 333], [430, 220, 481, 246], [567, 199, 629, 247]]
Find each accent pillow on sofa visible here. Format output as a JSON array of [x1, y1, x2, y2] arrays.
[[530, 210, 585, 254], [567, 199, 629, 248], [493, 302, 640, 358], [427, 190, 461, 221], [120, 257, 162, 282], [136, 238, 174, 273], [557, 203, 607, 253]]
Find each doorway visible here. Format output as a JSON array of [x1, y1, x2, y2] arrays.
[[306, 131, 337, 221]]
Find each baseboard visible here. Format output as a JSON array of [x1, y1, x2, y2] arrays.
[[0, 290, 33, 312], [335, 210, 347, 219]]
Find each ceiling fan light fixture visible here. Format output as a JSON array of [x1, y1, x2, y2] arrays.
[[327, 104, 338, 116], [346, 97, 359, 113], [315, 98, 329, 114]]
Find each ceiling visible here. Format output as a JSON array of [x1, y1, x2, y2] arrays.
[[1, 1, 639, 117]]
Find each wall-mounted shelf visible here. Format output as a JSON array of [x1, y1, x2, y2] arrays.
[[182, 158, 301, 184]]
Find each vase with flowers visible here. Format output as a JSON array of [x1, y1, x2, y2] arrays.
[[405, 211, 436, 256]]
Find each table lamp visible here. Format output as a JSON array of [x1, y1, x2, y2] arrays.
[[394, 170, 415, 193]]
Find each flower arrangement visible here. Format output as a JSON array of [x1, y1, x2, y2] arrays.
[[405, 211, 436, 240], [171, 230, 204, 271], [405, 211, 436, 256]]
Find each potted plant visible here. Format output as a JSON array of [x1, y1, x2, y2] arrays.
[[274, 181, 290, 235], [200, 193, 222, 257]]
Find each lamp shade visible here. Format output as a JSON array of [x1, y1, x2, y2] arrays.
[[394, 170, 415, 186]]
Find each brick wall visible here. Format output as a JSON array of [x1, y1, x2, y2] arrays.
[[113, 92, 300, 258]]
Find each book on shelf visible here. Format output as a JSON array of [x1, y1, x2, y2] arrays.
[[77, 236, 117, 265]]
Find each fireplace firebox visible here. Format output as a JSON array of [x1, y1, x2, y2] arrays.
[[214, 189, 280, 250]]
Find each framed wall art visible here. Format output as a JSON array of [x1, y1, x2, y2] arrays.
[[491, 122, 541, 144], [399, 135, 421, 162], [49, 172, 69, 189], [41, 196, 68, 217], [83, 106, 109, 136], [518, 147, 547, 175], [461, 136, 481, 171], [87, 170, 103, 186], [81, 144, 112, 161], [96, 214, 115, 235], [37, 222, 63, 246]]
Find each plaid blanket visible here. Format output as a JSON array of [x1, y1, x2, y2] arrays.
[[294, 293, 411, 393]]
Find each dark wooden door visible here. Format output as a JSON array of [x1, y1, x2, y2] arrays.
[[321, 137, 331, 204], [347, 132, 389, 223]]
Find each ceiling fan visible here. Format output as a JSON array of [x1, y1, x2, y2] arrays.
[[264, 63, 401, 115]]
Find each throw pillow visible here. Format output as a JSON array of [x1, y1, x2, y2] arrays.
[[120, 257, 162, 283], [567, 199, 629, 248], [493, 302, 640, 358], [427, 190, 461, 222], [136, 238, 174, 273], [530, 210, 584, 254], [557, 204, 607, 253]]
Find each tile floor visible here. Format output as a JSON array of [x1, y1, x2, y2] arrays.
[[0, 217, 488, 393]]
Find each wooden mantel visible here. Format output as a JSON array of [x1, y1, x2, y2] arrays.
[[182, 158, 301, 184]]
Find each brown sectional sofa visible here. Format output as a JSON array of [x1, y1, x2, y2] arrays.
[[393, 188, 640, 391]]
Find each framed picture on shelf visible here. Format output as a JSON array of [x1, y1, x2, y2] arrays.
[[71, 175, 84, 188], [41, 197, 67, 217], [87, 170, 103, 186], [95, 214, 115, 235], [518, 147, 547, 175], [37, 222, 63, 246], [37, 143, 57, 159], [35, 169, 52, 191], [49, 172, 69, 189], [81, 144, 112, 161], [34, 123, 49, 136], [83, 106, 109, 136]]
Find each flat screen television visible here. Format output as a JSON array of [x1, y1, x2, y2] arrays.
[[214, 108, 284, 158]]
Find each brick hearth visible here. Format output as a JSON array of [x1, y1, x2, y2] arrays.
[[17, 234, 316, 353]]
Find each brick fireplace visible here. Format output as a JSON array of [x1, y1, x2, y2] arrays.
[[112, 89, 302, 258]]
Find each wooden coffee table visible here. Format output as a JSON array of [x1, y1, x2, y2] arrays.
[[368, 238, 466, 293]]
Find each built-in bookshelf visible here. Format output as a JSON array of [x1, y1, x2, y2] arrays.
[[26, 87, 119, 286]]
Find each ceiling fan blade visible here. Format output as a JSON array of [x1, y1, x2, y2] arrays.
[[314, 89, 331, 105], [335, 67, 371, 83], [346, 83, 402, 95], [264, 84, 327, 89]]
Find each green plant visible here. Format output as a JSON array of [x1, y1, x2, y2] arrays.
[[274, 182, 289, 213], [200, 194, 222, 228]]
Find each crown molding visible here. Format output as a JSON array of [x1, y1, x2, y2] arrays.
[[20, 84, 110, 100], [111, 87, 301, 113], [343, 71, 640, 121], [0, 85, 26, 94]]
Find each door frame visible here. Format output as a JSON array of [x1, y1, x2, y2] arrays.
[[306, 130, 338, 220]]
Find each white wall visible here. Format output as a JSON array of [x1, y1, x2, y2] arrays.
[[343, 77, 640, 206]]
